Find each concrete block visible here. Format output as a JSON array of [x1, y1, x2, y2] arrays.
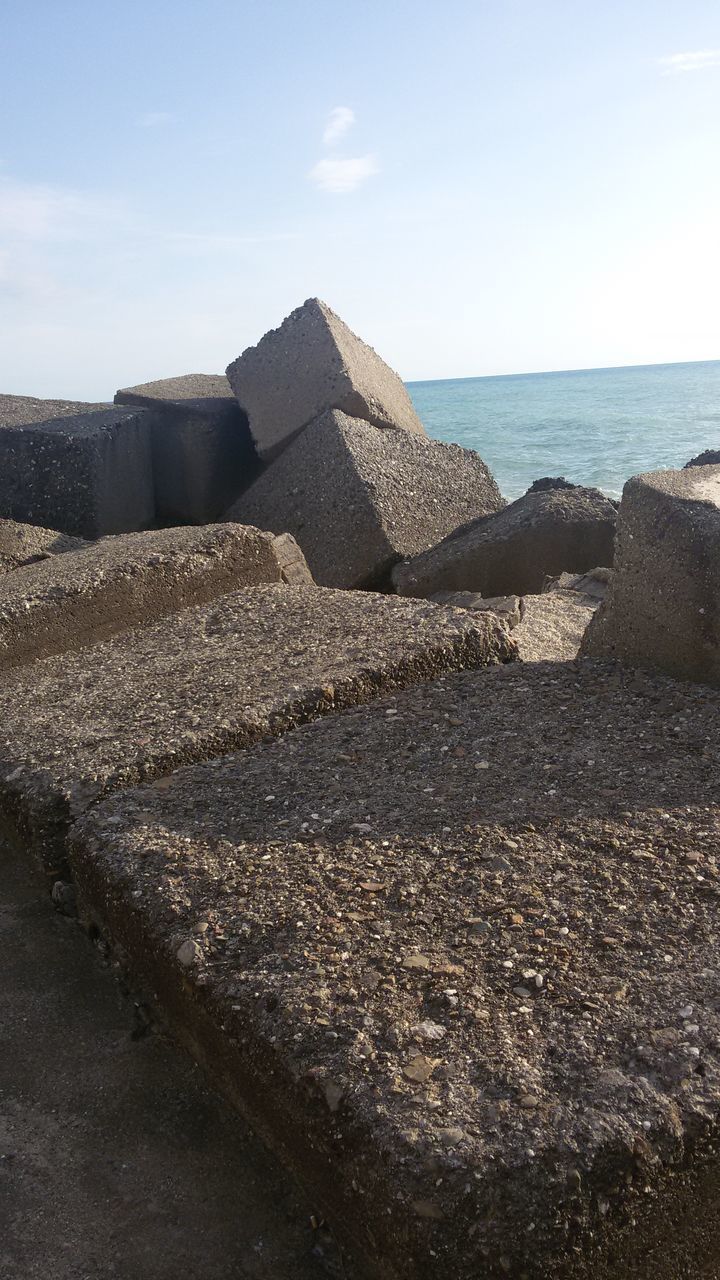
[[115, 374, 261, 522], [226, 298, 426, 461], [0, 403, 155, 538], [0, 584, 514, 869], [227, 409, 505, 588], [0, 518, 87, 575], [581, 466, 720, 684], [0, 523, 311, 671], [70, 661, 720, 1279], [393, 484, 617, 599]]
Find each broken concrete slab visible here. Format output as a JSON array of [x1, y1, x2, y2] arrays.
[[227, 409, 504, 588], [0, 405, 154, 538], [0, 584, 514, 870], [513, 591, 596, 661], [0, 523, 311, 671], [226, 298, 426, 461], [430, 590, 524, 629], [115, 374, 261, 523], [581, 466, 720, 685], [69, 660, 720, 1279], [544, 566, 612, 605], [392, 484, 617, 600], [0, 518, 87, 575]]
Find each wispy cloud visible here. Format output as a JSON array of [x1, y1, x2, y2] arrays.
[[658, 49, 720, 75], [138, 110, 176, 127], [0, 176, 118, 241], [323, 106, 355, 146], [309, 155, 379, 194]]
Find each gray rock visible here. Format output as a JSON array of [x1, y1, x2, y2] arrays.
[[0, 404, 154, 538], [581, 465, 720, 684], [225, 298, 426, 461], [0, 523, 311, 670], [544, 567, 613, 603], [68, 660, 720, 1279], [114, 374, 261, 523], [393, 484, 617, 599], [0, 518, 87, 576], [0, 584, 514, 868], [684, 448, 720, 468], [227, 409, 504, 588]]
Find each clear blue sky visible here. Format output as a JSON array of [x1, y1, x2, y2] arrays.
[[2, 0, 719, 398]]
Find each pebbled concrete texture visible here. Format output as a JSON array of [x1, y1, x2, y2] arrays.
[[392, 485, 617, 599], [227, 409, 504, 588], [0, 523, 310, 671], [513, 591, 597, 661], [0, 518, 87, 576], [226, 298, 426, 461], [0, 583, 514, 870], [0, 405, 155, 538], [69, 659, 720, 1280], [115, 375, 261, 523], [0, 846, 343, 1280], [581, 466, 720, 684], [0, 394, 109, 426]]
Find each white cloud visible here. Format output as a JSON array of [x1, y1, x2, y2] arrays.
[[309, 154, 378, 194], [323, 106, 355, 146], [138, 110, 176, 127], [0, 176, 117, 241], [658, 49, 720, 75]]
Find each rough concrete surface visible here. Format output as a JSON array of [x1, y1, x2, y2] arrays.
[[0, 584, 514, 870], [0, 406, 154, 538], [0, 523, 310, 671], [0, 518, 87, 576], [226, 299, 426, 461], [684, 449, 720, 468], [70, 660, 720, 1279], [514, 591, 597, 661], [0, 846, 343, 1280], [392, 485, 617, 600], [0, 394, 109, 426], [581, 466, 720, 685], [430, 591, 524, 629], [227, 409, 504, 588], [115, 375, 260, 523]]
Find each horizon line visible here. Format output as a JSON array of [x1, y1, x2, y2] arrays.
[[406, 355, 720, 386]]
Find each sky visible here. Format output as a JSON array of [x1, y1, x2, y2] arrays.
[[1, 0, 719, 398]]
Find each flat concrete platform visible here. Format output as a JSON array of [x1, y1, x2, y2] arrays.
[[71, 662, 720, 1279], [0, 584, 513, 870], [0, 846, 343, 1280], [0, 524, 311, 671]]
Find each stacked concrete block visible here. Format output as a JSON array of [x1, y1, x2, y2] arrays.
[[393, 483, 617, 599], [0, 398, 154, 538], [227, 408, 504, 588], [115, 374, 261, 523], [581, 465, 720, 684], [0, 585, 514, 869], [0, 523, 312, 671], [226, 298, 426, 461]]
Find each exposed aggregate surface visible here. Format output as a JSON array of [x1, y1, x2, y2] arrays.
[[71, 660, 720, 1278]]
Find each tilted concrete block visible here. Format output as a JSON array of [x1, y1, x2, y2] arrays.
[[581, 465, 720, 684], [70, 660, 720, 1279], [227, 409, 504, 588], [0, 400, 155, 538], [0, 518, 87, 575], [0, 584, 513, 869], [226, 298, 426, 461], [0, 522, 311, 670], [115, 374, 261, 523], [393, 484, 617, 599]]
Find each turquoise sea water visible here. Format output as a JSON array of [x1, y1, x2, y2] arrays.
[[408, 359, 720, 501]]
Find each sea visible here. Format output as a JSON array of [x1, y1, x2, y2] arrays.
[[407, 359, 720, 501]]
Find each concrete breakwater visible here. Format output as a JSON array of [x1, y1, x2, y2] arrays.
[[2, 298, 720, 1278]]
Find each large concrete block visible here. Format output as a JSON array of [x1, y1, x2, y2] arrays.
[[115, 374, 261, 523], [581, 466, 720, 683], [227, 409, 505, 588], [70, 661, 720, 1279], [226, 298, 426, 461], [0, 585, 514, 870], [0, 523, 311, 671], [0, 403, 155, 538], [0, 518, 86, 575], [393, 483, 617, 599]]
